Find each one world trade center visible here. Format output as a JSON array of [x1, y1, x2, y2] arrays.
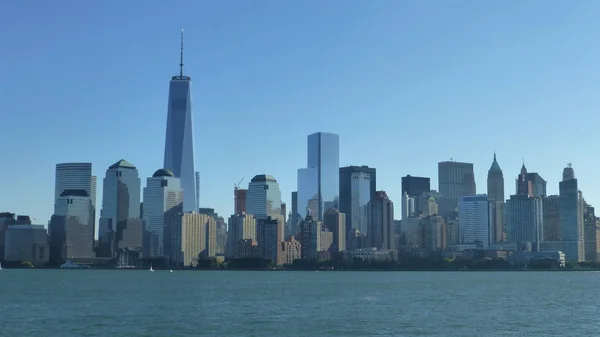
[[163, 29, 197, 212]]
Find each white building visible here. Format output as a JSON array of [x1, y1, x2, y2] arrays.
[[143, 169, 183, 257], [459, 194, 491, 248]]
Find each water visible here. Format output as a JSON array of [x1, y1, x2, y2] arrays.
[[0, 270, 597, 336]]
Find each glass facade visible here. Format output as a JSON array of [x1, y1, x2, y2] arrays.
[[339, 166, 376, 234], [164, 78, 197, 213], [298, 132, 339, 221], [246, 175, 282, 220]]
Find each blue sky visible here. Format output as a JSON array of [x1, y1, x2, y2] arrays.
[[2, 1, 600, 225]]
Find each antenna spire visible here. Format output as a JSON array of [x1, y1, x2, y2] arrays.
[[179, 29, 184, 77]]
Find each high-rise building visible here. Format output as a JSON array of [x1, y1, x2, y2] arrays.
[[55, 163, 96, 238], [323, 208, 346, 252], [299, 215, 319, 260], [227, 213, 256, 258], [98, 159, 141, 257], [525, 173, 547, 198], [583, 204, 599, 262], [49, 189, 95, 262], [290, 191, 299, 234], [339, 166, 376, 235], [4, 225, 49, 264], [486, 153, 504, 202], [402, 175, 430, 198], [559, 164, 584, 261], [256, 217, 281, 263], [367, 191, 395, 250], [142, 169, 183, 257], [505, 194, 543, 251], [438, 161, 475, 199], [297, 132, 339, 221], [459, 195, 492, 248], [542, 196, 560, 241], [280, 237, 301, 265], [401, 192, 416, 220], [234, 188, 247, 214], [163, 30, 197, 213], [169, 213, 216, 266], [195, 171, 200, 211], [246, 175, 282, 220], [199, 208, 227, 255]]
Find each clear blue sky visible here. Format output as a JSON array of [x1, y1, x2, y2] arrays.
[[2, 1, 600, 225]]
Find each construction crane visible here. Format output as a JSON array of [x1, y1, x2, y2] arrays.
[[234, 177, 244, 191]]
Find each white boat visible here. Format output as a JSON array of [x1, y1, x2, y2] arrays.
[[149, 264, 154, 272], [169, 269, 173, 273], [61, 260, 88, 269]]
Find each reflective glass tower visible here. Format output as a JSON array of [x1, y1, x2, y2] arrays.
[[163, 29, 197, 212], [297, 132, 339, 221]]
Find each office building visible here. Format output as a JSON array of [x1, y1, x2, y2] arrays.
[[505, 194, 543, 251], [98, 159, 141, 257], [199, 208, 227, 255], [280, 237, 301, 265], [339, 165, 376, 235], [559, 164, 584, 261], [195, 171, 200, 211], [367, 191, 395, 250], [486, 153, 504, 202], [246, 175, 282, 220], [438, 161, 475, 199], [297, 132, 339, 220], [55, 163, 96, 239], [402, 175, 430, 198], [163, 30, 197, 213], [584, 204, 600, 262], [256, 217, 281, 262], [227, 213, 256, 258], [459, 195, 491, 248], [49, 190, 95, 262], [323, 208, 346, 252], [401, 192, 416, 220], [170, 213, 216, 266], [4, 225, 49, 264], [299, 215, 319, 260], [235, 188, 247, 214], [543, 196, 560, 241], [142, 169, 183, 257]]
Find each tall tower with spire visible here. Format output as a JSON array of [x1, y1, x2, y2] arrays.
[[487, 152, 504, 201], [163, 29, 197, 212]]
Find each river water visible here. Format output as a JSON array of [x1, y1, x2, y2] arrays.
[[0, 270, 597, 336]]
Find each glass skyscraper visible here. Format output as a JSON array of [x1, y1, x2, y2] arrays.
[[163, 30, 197, 213], [297, 132, 339, 221], [246, 175, 282, 220], [339, 166, 376, 234]]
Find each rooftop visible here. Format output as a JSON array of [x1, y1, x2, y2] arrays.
[[152, 169, 175, 178], [109, 159, 136, 170]]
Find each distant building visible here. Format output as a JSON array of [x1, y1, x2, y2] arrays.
[[438, 161, 475, 199], [558, 164, 584, 261], [290, 191, 300, 235], [297, 132, 339, 221], [98, 159, 141, 257], [55, 163, 96, 242], [486, 153, 504, 202], [505, 194, 543, 251], [543, 196, 560, 241], [280, 236, 301, 265], [299, 215, 319, 260], [143, 169, 183, 257], [195, 171, 200, 211], [584, 204, 599, 262], [4, 225, 49, 264], [401, 175, 430, 198], [339, 166, 376, 234], [367, 191, 395, 250], [199, 208, 227, 255], [227, 213, 256, 258], [246, 175, 282, 220], [256, 217, 281, 262], [234, 188, 247, 214], [170, 213, 216, 266], [459, 195, 491, 248], [49, 189, 95, 262], [323, 208, 346, 252]]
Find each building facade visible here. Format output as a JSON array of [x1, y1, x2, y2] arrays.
[[170, 213, 216, 266], [486, 153, 504, 202], [50, 190, 95, 262], [297, 132, 339, 221], [163, 31, 197, 213], [4, 225, 49, 264], [323, 208, 346, 252], [55, 163, 96, 240], [339, 165, 376, 235], [438, 161, 475, 199], [227, 213, 256, 258], [367, 191, 395, 250], [142, 169, 183, 257], [401, 175, 430, 198], [299, 215, 319, 260], [505, 194, 543, 251], [559, 164, 584, 261], [459, 195, 491, 248]]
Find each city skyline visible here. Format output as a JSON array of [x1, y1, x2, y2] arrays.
[[3, 2, 600, 226]]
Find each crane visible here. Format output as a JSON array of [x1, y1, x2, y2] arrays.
[[234, 177, 244, 191]]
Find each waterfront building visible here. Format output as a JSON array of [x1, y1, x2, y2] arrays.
[[142, 169, 183, 257], [299, 215, 319, 260], [559, 164, 584, 261], [583, 204, 600, 262], [55, 163, 96, 239], [98, 159, 142, 257], [339, 165, 376, 235], [297, 132, 339, 221], [505, 194, 543, 251], [256, 217, 281, 263], [227, 213, 256, 258], [170, 213, 216, 266], [459, 195, 492, 248], [4, 225, 49, 264], [163, 30, 197, 212], [280, 236, 301, 265]]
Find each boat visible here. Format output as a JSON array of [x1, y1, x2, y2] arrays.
[[149, 264, 154, 272], [60, 260, 88, 269], [0, 262, 3, 271], [169, 269, 173, 273]]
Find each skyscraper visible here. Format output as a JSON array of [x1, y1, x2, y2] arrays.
[[195, 171, 200, 211], [438, 161, 475, 199], [459, 195, 491, 248], [297, 132, 339, 220], [163, 30, 197, 213], [339, 165, 376, 235], [55, 163, 96, 238], [486, 153, 504, 202], [323, 208, 347, 252], [98, 159, 142, 257], [505, 194, 543, 251], [142, 169, 183, 257], [367, 191, 395, 250], [559, 164, 584, 261], [246, 175, 282, 219], [401, 175, 430, 198]]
